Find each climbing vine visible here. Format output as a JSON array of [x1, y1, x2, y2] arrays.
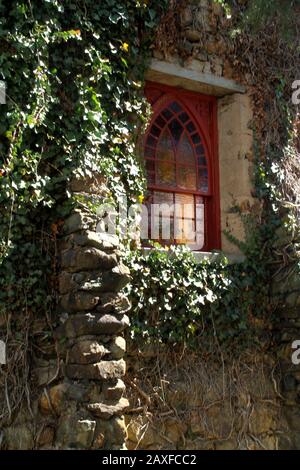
[[0, 0, 299, 356], [0, 1, 169, 425], [125, 0, 300, 349], [0, 0, 168, 320]]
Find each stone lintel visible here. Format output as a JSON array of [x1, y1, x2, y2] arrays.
[[146, 59, 246, 97]]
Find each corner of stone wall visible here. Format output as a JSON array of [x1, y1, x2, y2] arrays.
[[272, 225, 300, 449], [43, 174, 131, 449]]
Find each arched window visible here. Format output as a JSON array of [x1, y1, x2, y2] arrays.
[[143, 83, 220, 251]]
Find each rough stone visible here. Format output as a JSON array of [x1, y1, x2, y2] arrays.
[[69, 174, 107, 194], [162, 419, 187, 445], [110, 336, 126, 360], [185, 28, 202, 42], [39, 383, 68, 415], [214, 439, 238, 450], [126, 415, 157, 447], [56, 413, 96, 449], [61, 247, 118, 272], [66, 359, 126, 380], [60, 291, 100, 312], [37, 426, 55, 447], [63, 212, 95, 235], [96, 292, 131, 314], [34, 364, 61, 387], [62, 313, 129, 338], [58, 264, 130, 296], [249, 404, 278, 435], [69, 339, 109, 364], [284, 406, 300, 432], [72, 231, 120, 250], [87, 398, 129, 420], [95, 416, 127, 448], [102, 379, 126, 402], [190, 411, 205, 436]]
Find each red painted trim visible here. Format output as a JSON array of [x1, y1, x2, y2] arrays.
[[144, 81, 221, 252]]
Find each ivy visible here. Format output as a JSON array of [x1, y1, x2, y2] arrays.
[[125, 243, 270, 348], [0, 0, 168, 319]]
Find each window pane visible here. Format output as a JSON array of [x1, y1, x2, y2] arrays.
[[174, 193, 195, 243], [157, 128, 174, 161], [168, 118, 184, 146], [145, 146, 155, 158], [195, 144, 205, 155], [197, 156, 207, 166], [170, 101, 182, 113], [153, 191, 174, 209], [147, 171, 155, 185], [177, 133, 195, 165], [146, 135, 157, 148], [177, 165, 196, 190], [186, 121, 196, 133], [157, 161, 176, 186], [162, 108, 173, 121], [146, 160, 155, 172], [151, 192, 175, 241], [197, 168, 208, 192], [150, 124, 160, 138], [191, 133, 201, 145], [178, 112, 189, 124], [175, 193, 194, 207], [155, 115, 166, 128]]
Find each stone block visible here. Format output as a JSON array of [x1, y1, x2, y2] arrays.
[[60, 292, 100, 312], [69, 339, 109, 364], [87, 397, 129, 420], [66, 359, 126, 381], [39, 383, 69, 415], [284, 406, 300, 431], [72, 231, 119, 251], [62, 313, 130, 338], [185, 29, 201, 42], [95, 416, 127, 448], [249, 404, 279, 435], [110, 336, 126, 359], [63, 212, 95, 235], [56, 412, 96, 449], [96, 293, 131, 315], [58, 264, 130, 295], [61, 247, 118, 272], [102, 379, 126, 402]]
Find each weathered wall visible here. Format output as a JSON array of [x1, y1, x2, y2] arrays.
[[0, 175, 131, 449], [1, 0, 299, 452], [124, 0, 300, 452], [148, 0, 255, 255], [125, 348, 287, 450], [272, 225, 300, 450]]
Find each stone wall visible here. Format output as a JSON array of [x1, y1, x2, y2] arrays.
[[124, 0, 300, 451], [147, 0, 255, 255], [272, 225, 300, 450], [0, 175, 131, 449], [1, 0, 299, 451], [125, 347, 288, 450]]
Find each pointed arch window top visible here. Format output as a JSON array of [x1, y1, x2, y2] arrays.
[[145, 100, 209, 194]]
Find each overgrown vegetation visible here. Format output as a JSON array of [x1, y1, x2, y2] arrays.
[[125, 0, 300, 349], [0, 0, 167, 424], [0, 0, 299, 405]]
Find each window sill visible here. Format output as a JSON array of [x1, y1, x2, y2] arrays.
[[141, 247, 245, 265]]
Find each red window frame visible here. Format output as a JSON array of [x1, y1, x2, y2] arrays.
[[144, 81, 221, 252]]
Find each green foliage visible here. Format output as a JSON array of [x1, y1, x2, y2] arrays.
[[0, 0, 168, 318], [218, 0, 300, 39], [125, 244, 270, 348]]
